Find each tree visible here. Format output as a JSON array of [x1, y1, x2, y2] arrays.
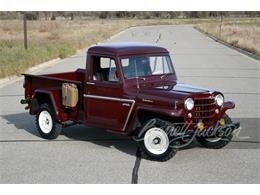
[[50, 12, 56, 20], [99, 12, 110, 19], [168, 12, 177, 19]]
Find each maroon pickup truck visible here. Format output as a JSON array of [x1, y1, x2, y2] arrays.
[[21, 42, 239, 161]]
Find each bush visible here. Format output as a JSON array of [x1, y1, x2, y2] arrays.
[[58, 46, 75, 58], [99, 12, 110, 19]]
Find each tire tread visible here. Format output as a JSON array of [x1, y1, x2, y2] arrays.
[[197, 114, 233, 149]]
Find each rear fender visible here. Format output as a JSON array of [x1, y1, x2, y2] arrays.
[[31, 89, 63, 121]]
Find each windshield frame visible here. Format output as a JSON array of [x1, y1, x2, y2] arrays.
[[120, 54, 176, 80]]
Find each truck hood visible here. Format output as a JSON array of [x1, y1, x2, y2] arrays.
[[140, 82, 214, 95], [158, 82, 214, 94], [138, 82, 216, 106]]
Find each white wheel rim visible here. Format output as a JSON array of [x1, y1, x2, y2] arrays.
[[38, 110, 53, 134], [144, 127, 169, 155], [205, 137, 222, 142]]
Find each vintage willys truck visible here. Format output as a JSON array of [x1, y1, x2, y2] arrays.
[[21, 43, 240, 161]]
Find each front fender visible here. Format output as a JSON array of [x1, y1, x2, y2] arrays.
[[220, 100, 235, 114], [135, 106, 183, 118], [223, 100, 235, 109], [125, 105, 183, 134]]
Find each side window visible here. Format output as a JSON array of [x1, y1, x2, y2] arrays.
[[100, 57, 110, 69], [92, 56, 119, 82]]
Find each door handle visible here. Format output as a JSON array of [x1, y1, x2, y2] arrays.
[[86, 82, 95, 85]]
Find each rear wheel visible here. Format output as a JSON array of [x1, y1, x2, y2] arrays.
[[138, 118, 177, 161], [36, 103, 62, 139], [196, 114, 233, 149]]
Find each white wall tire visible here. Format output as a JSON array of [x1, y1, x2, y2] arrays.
[[205, 137, 222, 143], [36, 103, 62, 139]]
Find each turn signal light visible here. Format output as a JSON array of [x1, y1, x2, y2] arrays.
[[219, 118, 225, 126], [197, 122, 204, 130]]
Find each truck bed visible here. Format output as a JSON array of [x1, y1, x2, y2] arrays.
[[23, 68, 85, 114], [23, 68, 85, 85]]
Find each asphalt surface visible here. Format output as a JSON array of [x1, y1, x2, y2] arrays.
[[0, 25, 260, 183]]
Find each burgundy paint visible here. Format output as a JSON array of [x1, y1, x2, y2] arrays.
[[22, 43, 236, 135]]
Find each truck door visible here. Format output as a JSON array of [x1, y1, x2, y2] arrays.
[[84, 55, 135, 132]]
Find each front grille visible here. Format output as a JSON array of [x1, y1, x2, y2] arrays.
[[194, 97, 216, 123]]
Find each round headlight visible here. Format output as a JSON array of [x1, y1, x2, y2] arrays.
[[184, 98, 194, 110], [215, 94, 224, 106]]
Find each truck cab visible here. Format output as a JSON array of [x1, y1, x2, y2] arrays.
[[84, 43, 176, 132], [22, 42, 240, 161]]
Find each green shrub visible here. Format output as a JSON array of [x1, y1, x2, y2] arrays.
[[58, 46, 75, 58]]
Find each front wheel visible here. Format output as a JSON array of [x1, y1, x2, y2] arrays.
[[196, 114, 233, 149], [36, 103, 62, 139], [138, 118, 177, 161]]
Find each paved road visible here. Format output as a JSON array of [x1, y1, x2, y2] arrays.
[[0, 25, 260, 183]]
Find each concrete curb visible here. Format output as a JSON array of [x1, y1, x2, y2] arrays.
[[194, 27, 260, 61], [0, 27, 130, 88]]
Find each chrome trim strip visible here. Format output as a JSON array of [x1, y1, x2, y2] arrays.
[[86, 82, 95, 85], [142, 98, 153, 103], [122, 100, 135, 131], [84, 94, 135, 131]]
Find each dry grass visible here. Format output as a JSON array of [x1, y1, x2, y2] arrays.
[[0, 18, 208, 78], [0, 18, 259, 78], [196, 18, 260, 56]]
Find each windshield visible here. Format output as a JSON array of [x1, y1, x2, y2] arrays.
[[121, 55, 175, 79]]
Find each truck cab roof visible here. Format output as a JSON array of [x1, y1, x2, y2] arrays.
[[88, 42, 169, 56]]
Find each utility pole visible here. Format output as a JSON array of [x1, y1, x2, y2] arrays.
[[23, 13, 28, 50], [219, 12, 223, 39]]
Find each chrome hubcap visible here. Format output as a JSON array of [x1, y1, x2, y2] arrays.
[[153, 137, 161, 144]]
